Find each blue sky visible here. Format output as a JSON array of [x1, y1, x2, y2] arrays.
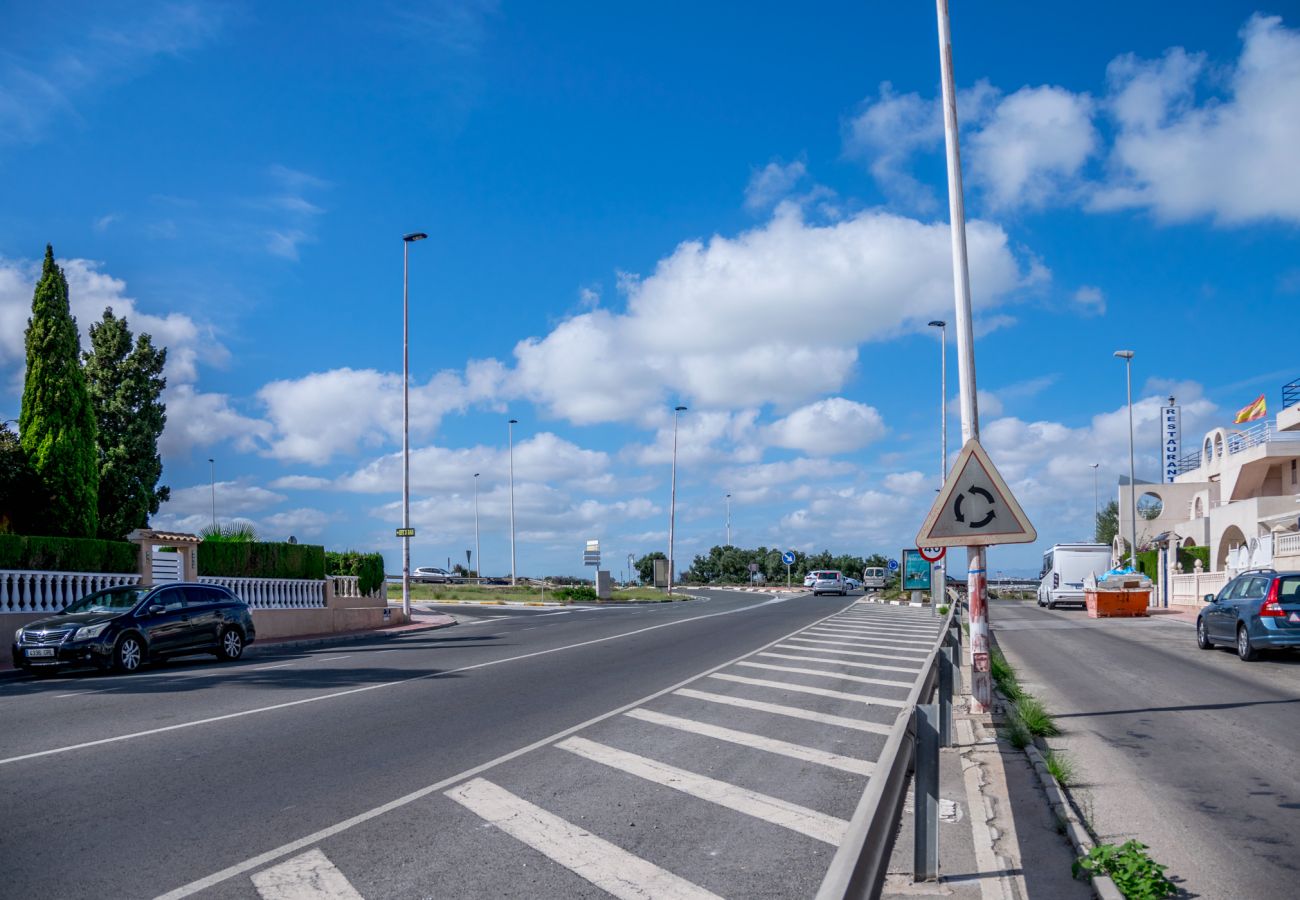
[[2, 1, 1297, 577]]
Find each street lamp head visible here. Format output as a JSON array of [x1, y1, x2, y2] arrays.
[[674, 405, 687, 412], [508, 418, 518, 425], [403, 232, 428, 242], [474, 472, 480, 478], [1113, 350, 1134, 360], [1091, 462, 1099, 469], [928, 320, 946, 328]]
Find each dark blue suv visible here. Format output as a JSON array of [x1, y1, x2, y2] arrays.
[[1197, 569, 1300, 660], [12, 582, 256, 675]]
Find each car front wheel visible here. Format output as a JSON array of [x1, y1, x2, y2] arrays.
[[114, 635, 144, 673], [1196, 618, 1214, 650], [217, 627, 244, 661], [1237, 624, 1258, 661]]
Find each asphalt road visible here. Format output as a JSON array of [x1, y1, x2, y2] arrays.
[[0, 590, 945, 899], [989, 598, 1300, 899]]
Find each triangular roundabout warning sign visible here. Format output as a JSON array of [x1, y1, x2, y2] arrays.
[[916, 439, 1036, 548]]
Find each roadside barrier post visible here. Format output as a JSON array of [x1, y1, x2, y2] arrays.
[[939, 645, 954, 747], [914, 703, 940, 881]]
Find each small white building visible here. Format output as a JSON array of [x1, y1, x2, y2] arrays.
[[1117, 378, 1300, 604]]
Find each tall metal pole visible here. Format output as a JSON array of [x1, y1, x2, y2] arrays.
[[473, 472, 481, 580], [725, 492, 731, 547], [508, 419, 518, 586], [668, 406, 686, 596], [208, 458, 216, 530], [929, 320, 947, 610], [1115, 351, 1138, 568], [400, 232, 427, 620], [1091, 463, 1100, 540], [935, 0, 990, 712]]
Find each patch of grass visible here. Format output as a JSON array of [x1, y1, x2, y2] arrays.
[[1014, 695, 1061, 738], [1045, 749, 1077, 786], [990, 647, 1023, 701], [1073, 840, 1176, 899], [937, 604, 950, 616], [1003, 718, 1032, 750], [612, 586, 673, 601]]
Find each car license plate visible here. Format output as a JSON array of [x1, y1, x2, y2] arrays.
[[25, 648, 55, 658]]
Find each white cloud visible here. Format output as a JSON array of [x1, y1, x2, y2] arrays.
[[765, 398, 887, 456], [844, 83, 943, 210], [884, 471, 930, 495], [1093, 15, 1300, 225], [512, 206, 1033, 423], [1073, 286, 1106, 315], [160, 384, 272, 457], [967, 86, 1097, 210], [263, 508, 336, 539], [162, 481, 285, 517], [269, 475, 333, 490], [744, 160, 807, 212]]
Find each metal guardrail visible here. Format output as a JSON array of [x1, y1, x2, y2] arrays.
[[816, 597, 961, 900]]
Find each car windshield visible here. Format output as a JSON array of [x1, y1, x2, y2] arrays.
[[61, 587, 149, 614]]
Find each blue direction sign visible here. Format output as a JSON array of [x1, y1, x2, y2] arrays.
[[887, 558, 899, 572], [781, 551, 796, 565]]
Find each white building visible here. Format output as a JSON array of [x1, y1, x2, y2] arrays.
[[1118, 378, 1300, 604]]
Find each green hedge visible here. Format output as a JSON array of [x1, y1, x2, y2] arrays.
[[1135, 546, 1214, 585], [0, 534, 137, 573], [552, 585, 598, 603], [325, 550, 386, 595], [198, 541, 325, 580]]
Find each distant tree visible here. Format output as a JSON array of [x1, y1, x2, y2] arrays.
[[1096, 499, 1119, 546], [83, 307, 169, 539], [864, 553, 889, 570], [635, 551, 666, 584], [200, 522, 259, 542], [19, 246, 98, 537], [0, 422, 47, 534]]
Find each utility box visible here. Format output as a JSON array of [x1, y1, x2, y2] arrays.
[[596, 570, 613, 599], [653, 558, 669, 588]]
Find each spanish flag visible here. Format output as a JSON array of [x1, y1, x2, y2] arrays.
[[1233, 394, 1267, 424]]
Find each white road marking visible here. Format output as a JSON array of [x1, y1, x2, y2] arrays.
[[625, 708, 873, 775], [774, 643, 925, 666], [308, 655, 351, 663], [813, 624, 936, 640], [784, 637, 927, 658], [446, 778, 720, 900], [253, 663, 298, 671], [803, 629, 934, 646], [708, 673, 908, 708], [55, 688, 114, 698], [250, 848, 363, 900], [673, 688, 893, 735], [149, 600, 861, 899], [758, 651, 917, 674], [558, 736, 848, 844], [734, 660, 910, 688]]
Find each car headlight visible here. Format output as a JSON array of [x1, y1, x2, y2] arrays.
[[73, 622, 110, 642], [14, 627, 23, 642]]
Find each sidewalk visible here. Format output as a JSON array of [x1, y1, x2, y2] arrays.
[[880, 695, 1093, 899]]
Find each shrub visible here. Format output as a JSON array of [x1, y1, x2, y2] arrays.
[[990, 647, 1022, 701], [1045, 749, 1077, 786], [1073, 840, 1176, 899], [0, 533, 136, 573], [553, 585, 598, 602], [1014, 695, 1061, 738], [198, 541, 325, 580], [326, 550, 386, 595]]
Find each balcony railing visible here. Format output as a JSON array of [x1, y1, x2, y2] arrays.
[[1226, 420, 1300, 454], [1283, 377, 1300, 411]]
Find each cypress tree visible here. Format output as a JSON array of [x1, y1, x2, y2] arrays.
[[84, 307, 170, 539], [19, 245, 99, 537]]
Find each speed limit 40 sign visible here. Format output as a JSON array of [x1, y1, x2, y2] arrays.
[[918, 546, 946, 562]]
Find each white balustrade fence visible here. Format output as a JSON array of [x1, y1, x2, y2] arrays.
[[329, 575, 383, 600], [1275, 531, 1300, 560], [0, 570, 141, 614], [1169, 570, 1229, 606], [199, 576, 325, 609]]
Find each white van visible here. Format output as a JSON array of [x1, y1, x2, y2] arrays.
[[861, 567, 887, 592], [1037, 543, 1112, 608]]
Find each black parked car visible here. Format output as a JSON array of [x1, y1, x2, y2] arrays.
[[11, 582, 256, 675]]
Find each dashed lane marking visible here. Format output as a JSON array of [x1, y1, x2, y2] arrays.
[[708, 673, 909, 708], [625, 707, 874, 775], [734, 660, 911, 688], [250, 848, 363, 900], [558, 736, 849, 844], [673, 688, 894, 735], [446, 778, 721, 900]]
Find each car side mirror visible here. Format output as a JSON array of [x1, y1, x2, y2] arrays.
[[1202, 594, 1214, 604], [149, 604, 166, 615]]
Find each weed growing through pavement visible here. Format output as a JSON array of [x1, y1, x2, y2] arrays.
[[1045, 749, 1077, 786], [1014, 695, 1061, 738], [1073, 840, 1176, 899]]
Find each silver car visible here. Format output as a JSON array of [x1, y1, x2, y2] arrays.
[[811, 570, 848, 596]]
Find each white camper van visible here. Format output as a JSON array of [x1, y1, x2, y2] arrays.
[[861, 567, 887, 592], [1037, 543, 1112, 609]]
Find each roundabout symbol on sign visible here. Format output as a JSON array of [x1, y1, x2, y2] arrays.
[[918, 546, 946, 563]]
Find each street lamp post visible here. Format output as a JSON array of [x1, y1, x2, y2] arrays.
[[508, 418, 518, 586], [473, 472, 481, 582], [1114, 350, 1138, 569], [1090, 463, 1100, 540], [401, 230, 427, 621], [928, 319, 947, 612], [207, 458, 216, 530], [725, 492, 731, 547], [667, 405, 687, 596]]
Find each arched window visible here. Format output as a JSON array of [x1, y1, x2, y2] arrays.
[[1203, 437, 1213, 464], [1214, 433, 1224, 458], [1194, 496, 1204, 517]]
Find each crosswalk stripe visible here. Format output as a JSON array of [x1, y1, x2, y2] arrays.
[[787, 637, 928, 657], [819, 620, 937, 633], [735, 660, 911, 688], [775, 642, 927, 664], [250, 848, 364, 900], [758, 651, 918, 673], [708, 673, 909, 708], [804, 628, 934, 645], [446, 778, 719, 900], [558, 737, 848, 844], [673, 688, 893, 735], [625, 708, 874, 775]]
